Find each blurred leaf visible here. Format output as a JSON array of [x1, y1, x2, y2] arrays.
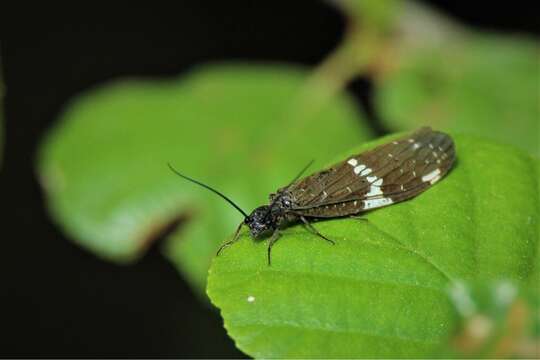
[[331, 0, 400, 29], [374, 2, 540, 156], [444, 280, 539, 358], [207, 134, 539, 358], [37, 63, 373, 293], [312, 0, 400, 98]]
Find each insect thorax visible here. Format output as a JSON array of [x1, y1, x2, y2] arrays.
[[269, 189, 294, 209], [245, 191, 297, 238]]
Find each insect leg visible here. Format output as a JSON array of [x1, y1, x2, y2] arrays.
[[299, 216, 335, 245], [216, 222, 244, 256], [267, 229, 282, 266], [349, 215, 369, 222]]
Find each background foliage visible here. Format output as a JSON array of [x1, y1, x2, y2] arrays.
[[375, 2, 539, 156], [38, 64, 372, 292]]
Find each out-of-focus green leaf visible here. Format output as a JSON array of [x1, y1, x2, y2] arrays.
[[332, 0, 400, 29], [375, 4, 539, 156], [442, 280, 539, 358], [37, 63, 373, 293], [207, 133, 539, 358], [314, 0, 401, 96]]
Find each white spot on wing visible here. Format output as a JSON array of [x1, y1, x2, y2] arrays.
[[363, 197, 393, 209], [353, 164, 366, 174], [247, 295, 255, 303], [366, 175, 378, 183], [422, 168, 441, 183], [347, 158, 358, 166], [366, 186, 383, 197], [413, 142, 421, 149], [366, 178, 384, 196], [360, 167, 372, 176]]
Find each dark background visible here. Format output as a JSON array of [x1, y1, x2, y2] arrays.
[[1, 1, 538, 357]]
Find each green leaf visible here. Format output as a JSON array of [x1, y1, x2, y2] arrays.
[[37, 63, 373, 293], [333, 0, 400, 29], [375, 28, 539, 156], [206, 134, 539, 358]]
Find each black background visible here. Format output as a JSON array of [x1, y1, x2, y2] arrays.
[[1, 1, 538, 357]]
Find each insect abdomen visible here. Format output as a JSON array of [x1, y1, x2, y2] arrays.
[[296, 200, 365, 217]]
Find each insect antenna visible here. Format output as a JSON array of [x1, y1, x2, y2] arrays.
[[167, 163, 249, 218], [286, 159, 315, 187]]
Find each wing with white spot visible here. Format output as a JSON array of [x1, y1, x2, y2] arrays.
[[285, 127, 455, 216]]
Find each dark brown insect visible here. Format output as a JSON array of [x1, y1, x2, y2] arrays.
[[169, 127, 455, 265]]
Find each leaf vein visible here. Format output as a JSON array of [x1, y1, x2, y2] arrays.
[[367, 224, 454, 283], [212, 264, 448, 294], [233, 320, 441, 345]]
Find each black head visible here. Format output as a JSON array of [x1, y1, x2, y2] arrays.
[[168, 163, 289, 240], [244, 205, 275, 238]]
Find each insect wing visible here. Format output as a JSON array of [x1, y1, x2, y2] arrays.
[[287, 127, 455, 216]]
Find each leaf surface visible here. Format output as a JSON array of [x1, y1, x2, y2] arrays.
[[207, 134, 539, 358]]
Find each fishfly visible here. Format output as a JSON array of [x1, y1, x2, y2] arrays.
[[169, 127, 455, 265]]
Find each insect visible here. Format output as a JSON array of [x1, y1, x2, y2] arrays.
[[168, 127, 455, 265]]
